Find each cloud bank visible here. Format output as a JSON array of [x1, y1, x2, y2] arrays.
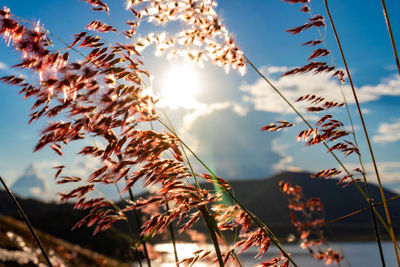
[[240, 66, 400, 114], [373, 119, 400, 144]]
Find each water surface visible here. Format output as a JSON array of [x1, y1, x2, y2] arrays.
[[143, 242, 396, 266]]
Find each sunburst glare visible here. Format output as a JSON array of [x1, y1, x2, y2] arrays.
[[158, 63, 204, 109]]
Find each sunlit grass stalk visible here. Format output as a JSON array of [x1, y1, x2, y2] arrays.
[[115, 184, 144, 267], [0, 176, 53, 267], [244, 56, 400, 246], [323, 1, 400, 265], [322, 193, 400, 227], [35, 20, 227, 265], [45, 26, 203, 267], [158, 123, 299, 267], [379, 0, 400, 75], [179, 141, 244, 267], [339, 78, 385, 266], [159, 112, 235, 266], [127, 188, 152, 267], [307, 5, 386, 262], [339, 80, 386, 266], [115, 153, 152, 266], [159, 112, 243, 266], [199, 205, 225, 267], [165, 203, 180, 267], [179, 143, 243, 267], [147, 121, 180, 267]]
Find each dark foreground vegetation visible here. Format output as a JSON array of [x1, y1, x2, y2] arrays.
[[1, 171, 399, 262], [0, 214, 129, 267]]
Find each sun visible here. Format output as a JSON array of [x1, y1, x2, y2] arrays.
[[159, 64, 204, 109]]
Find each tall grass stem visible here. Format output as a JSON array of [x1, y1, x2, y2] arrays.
[[307, 6, 385, 260], [244, 56, 398, 246], [322, 194, 400, 227], [380, 0, 400, 75], [171, 136, 298, 267], [199, 206, 225, 267], [165, 203, 179, 266], [0, 176, 53, 267], [115, 184, 144, 267], [323, 0, 400, 264], [127, 188, 152, 267]]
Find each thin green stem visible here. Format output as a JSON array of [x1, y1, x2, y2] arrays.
[[128, 188, 152, 267], [158, 113, 242, 266], [380, 0, 400, 76], [306, 7, 384, 261], [245, 56, 397, 242], [165, 203, 179, 267], [322, 194, 400, 227], [115, 184, 143, 267], [199, 206, 225, 267], [0, 176, 53, 267], [169, 134, 298, 267], [323, 1, 400, 265]]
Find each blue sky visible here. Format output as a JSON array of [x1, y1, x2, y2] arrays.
[[0, 0, 400, 199]]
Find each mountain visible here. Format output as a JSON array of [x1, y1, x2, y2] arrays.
[[11, 164, 49, 200], [0, 214, 129, 267], [1, 171, 399, 259], [216, 171, 400, 240], [0, 190, 134, 260]]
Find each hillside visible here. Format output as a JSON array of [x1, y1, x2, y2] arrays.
[[221, 171, 400, 240], [1, 170, 399, 259], [0, 191, 133, 261], [0, 214, 128, 267]]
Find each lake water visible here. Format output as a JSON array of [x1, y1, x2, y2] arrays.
[[137, 242, 396, 266]]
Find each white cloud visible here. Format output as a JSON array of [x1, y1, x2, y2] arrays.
[[295, 114, 320, 123], [35, 157, 100, 184], [271, 139, 303, 173], [342, 161, 400, 187], [357, 76, 400, 101], [373, 119, 400, 144], [261, 66, 289, 75], [178, 107, 282, 179], [361, 108, 371, 114], [240, 67, 400, 114], [181, 101, 248, 133], [35, 160, 61, 170], [0, 61, 7, 70], [179, 101, 248, 153]]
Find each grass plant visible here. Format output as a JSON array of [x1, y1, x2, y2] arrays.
[[0, 1, 399, 266]]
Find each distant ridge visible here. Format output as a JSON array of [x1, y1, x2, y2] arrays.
[[221, 171, 400, 240], [1, 171, 399, 259], [11, 164, 49, 200]]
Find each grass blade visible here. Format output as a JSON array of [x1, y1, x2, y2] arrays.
[[323, 0, 400, 264], [0, 176, 53, 267]]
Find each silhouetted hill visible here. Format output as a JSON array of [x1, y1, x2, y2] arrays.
[[0, 191, 133, 260], [1, 171, 399, 256], [0, 215, 128, 266], [11, 164, 50, 200], [219, 171, 400, 240]]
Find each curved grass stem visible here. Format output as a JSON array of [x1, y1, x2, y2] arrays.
[[163, 131, 298, 267], [380, 0, 400, 76], [323, 1, 400, 265], [114, 184, 143, 267], [127, 188, 152, 267], [0, 176, 53, 267], [165, 203, 180, 267], [244, 56, 399, 250], [158, 113, 233, 266], [322, 194, 400, 227], [307, 6, 385, 263], [199, 206, 225, 267]]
